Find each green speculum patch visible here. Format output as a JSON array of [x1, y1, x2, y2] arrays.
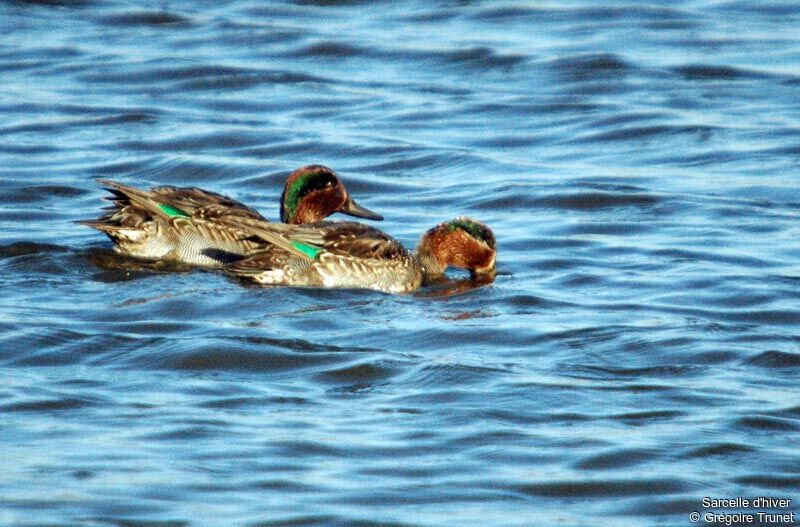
[[292, 240, 323, 260], [158, 203, 189, 218]]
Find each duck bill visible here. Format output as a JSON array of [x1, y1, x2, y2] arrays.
[[471, 264, 497, 281], [341, 197, 383, 221], [471, 254, 497, 281]]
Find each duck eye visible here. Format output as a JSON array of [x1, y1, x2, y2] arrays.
[[309, 173, 337, 191], [296, 172, 338, 198]]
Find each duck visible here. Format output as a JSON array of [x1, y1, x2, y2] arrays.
[[79, 165, 383, 266], [223, 216, 497, 294]]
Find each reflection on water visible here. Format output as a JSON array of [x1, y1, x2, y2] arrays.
[[2, 0, 800, 526], [417, 275, 499, 299], [86, 248, 195, 274]]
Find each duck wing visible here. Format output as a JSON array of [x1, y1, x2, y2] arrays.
[[96, 179, 265, 221], [222, 219, 407, 262], [315, 222, 407, 260]]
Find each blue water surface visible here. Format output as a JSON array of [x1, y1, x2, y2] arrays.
[[1, 1, 800, 526]]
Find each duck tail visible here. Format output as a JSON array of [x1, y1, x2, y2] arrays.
[[95, 179, 179, 220]]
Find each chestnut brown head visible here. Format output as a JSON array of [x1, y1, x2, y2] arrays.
[[417, 217, 497, 279], [280, 165, 383, 224]]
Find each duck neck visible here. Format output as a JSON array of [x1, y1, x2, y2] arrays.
[[414, 250, 444, 284], [414, 233, 447, 284]]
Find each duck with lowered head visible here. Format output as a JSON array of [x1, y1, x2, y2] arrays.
[[223, 216, 497, 294]]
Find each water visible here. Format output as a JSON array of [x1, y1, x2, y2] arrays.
[[2, 1, 800, 525]]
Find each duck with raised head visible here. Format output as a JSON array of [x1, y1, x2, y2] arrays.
[[224, 216, 497, 294], [78, 165, 383, 266]]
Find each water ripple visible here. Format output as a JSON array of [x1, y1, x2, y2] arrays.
[[511, 478, 688, 498], [2, 1, 800, 525], [98, 10, 194, 27]]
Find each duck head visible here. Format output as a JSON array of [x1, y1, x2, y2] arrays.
[[280, 165, 383, 224], [416, 217, 497, 280]]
